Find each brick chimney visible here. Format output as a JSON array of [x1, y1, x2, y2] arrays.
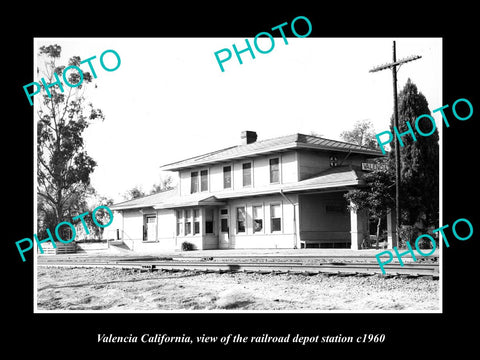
[[241, 131, 257, 145]]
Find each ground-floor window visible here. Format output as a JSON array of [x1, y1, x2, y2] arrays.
[[253, 205, 263, 233], [270, 204, 282, 232], [236, 206, 246, 233], [184, 209, 192, 235], [194, 209, 200, 235], [176, 210, 183, 236]]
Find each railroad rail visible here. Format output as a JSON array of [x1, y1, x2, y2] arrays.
[[37, 255, 439, 277]]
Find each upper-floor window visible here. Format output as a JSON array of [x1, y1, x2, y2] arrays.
[[269, 158, 280, 183], [200, 170, 208, 192], [191, 169, 208, 193], [190, 171, 198, 193], [242, 162, 252, 187], [223, 166, 232, 189]]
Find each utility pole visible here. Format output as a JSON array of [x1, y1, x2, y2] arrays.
[[369, 41, 421, 247]]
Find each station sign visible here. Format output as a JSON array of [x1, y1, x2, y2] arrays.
[[361, 162, 388, 172]]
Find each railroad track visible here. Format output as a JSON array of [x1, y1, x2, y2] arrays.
[[37, 256, 439, 277]]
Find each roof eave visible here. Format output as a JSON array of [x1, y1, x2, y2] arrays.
[[160, 144, 383, 171]]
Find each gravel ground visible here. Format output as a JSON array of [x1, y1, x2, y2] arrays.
[[36, 267, 439, 311]]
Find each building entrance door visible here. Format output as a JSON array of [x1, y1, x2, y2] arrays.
[[218, 208, 230, 248], [145, 216, 156, 241]]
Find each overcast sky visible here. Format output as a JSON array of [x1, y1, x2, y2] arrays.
[[34, 37, 442, 202]]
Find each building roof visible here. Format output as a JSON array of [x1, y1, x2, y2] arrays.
[[110, 188, 178, 211], [111, 165, 364, 211], [160, 133, 383, 171]]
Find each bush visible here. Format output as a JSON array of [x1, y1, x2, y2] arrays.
[[181, 241, 195, 251], [398, 225, 419, 248]]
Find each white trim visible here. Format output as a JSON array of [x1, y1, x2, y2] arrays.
[[268, 155, 281, 185], [222, 163, 233, 190], [269, 202, 283, 234], [252, 203, 265, 234], [241, 161, 253, 188]]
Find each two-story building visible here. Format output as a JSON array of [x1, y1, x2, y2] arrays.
[[110, 131, 389, 252]]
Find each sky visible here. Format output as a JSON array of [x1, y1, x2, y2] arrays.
[[34, 37, 442, 203]]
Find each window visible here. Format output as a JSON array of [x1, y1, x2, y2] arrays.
[[221, 218, 229, 233], [223, 166, 232, 189], [269, 158, 279, 183], [205, 208, 214, 234], [190, 171, 199, 193], [176, 210, 183, 236], [329, 155, 338, 167], [193, 209, 200, 234], [236, 207, 246, 233], [185, 209, 192, 235], [200, 170, 208, 192], [270, 204, 282, 232], [253, 205, 263, 233], [242, 163, 252, 187], [220, 208, 228, 215]]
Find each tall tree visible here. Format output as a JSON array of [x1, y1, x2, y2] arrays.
[[36, 44, 104, 234], [149, 175, 175, 195], [390, 78, 439, 230], [123, 185, 146, 200], [340, 119, 378, 149]]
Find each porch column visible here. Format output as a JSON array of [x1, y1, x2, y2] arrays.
[[350, 201, 368, 250], [386, 208, 397, 249]]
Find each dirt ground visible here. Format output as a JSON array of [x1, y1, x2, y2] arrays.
[[36, 267, 439, 311]]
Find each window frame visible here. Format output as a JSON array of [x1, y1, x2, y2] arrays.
[[200, 169, 209, 192], [184, 209, 192, 235], [193, 208, 200, 235], [190, 171, 199, 193], [223, 165, 232, 189], [242, 162, 252, 187], [270, 203, 282, 233], [176, 210, 183, 236], [236, 206, 246, 234], [252, 204, 264, 234], [269, 157, 280, 184]]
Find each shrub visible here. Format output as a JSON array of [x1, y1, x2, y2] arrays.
[[398, 225, 419, 248], [181, 241, 195, 251]]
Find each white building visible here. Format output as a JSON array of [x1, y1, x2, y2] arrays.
[[110, 131, 392, 251]]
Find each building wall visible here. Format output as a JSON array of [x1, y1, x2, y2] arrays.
[[122, 209, 145, 240], [297, 150, 368, 180], [116, 208, 177, 252], [178, 151, 299, 196], [224, 194, 299, 249], [298, 192, 351, 244]]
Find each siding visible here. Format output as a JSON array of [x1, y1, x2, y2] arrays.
[[122, 209, 144, 240], [297, 150, 369, 180], [177, 150, 300, 195], [226, 194, 298, 249], [299, 193, 350, 243]]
